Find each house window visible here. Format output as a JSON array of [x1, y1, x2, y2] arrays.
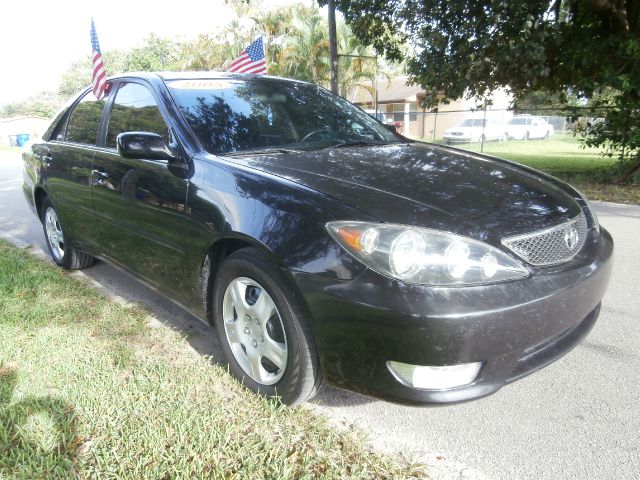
[[409, 102, 418, 121], [392, 103, 404, 122]]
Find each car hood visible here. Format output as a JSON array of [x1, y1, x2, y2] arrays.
[[222, 142, 582, 244]]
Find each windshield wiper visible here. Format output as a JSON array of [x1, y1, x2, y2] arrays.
[[223, 147, 299, 157], [333, 140, 391, 148]]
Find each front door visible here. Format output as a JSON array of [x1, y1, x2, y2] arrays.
[[91, 81, 192, 297]]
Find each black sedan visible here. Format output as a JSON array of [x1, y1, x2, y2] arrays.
[[22, 72, 613, 405]]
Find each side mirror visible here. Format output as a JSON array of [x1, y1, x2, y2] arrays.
[[116, 131, 178, 162]]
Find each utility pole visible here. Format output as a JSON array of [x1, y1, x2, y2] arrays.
[[328, 0, 339, 94]]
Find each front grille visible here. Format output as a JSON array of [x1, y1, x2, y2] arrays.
[[501, 213, 589, 266]]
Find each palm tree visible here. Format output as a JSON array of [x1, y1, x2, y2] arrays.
[[170, 1, 396, 99], [336, 21, 377, 100], [276, 7, 330, 84]]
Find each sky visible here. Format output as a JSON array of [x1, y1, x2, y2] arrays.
[[0, 0, 308, 105]]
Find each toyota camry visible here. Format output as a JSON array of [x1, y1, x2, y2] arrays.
[[22, 72, 613, 405]]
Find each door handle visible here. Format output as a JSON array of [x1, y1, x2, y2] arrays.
[[42, 155, 54, 167]]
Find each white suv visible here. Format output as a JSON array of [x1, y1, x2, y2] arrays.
[[507, 115, 554, 140]]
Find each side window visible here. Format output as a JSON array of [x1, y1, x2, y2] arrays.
[[106, 82, 170, 149], [50, 115, 68, 141], [65, 90, 109, 145]]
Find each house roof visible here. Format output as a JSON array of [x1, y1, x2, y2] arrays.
[[349, 76, 427, 105]]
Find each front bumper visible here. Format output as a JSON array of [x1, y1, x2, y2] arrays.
[[294, 228, 613, 405]]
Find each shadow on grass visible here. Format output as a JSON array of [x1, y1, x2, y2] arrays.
[[0, 364, 78, 476], [78, 262, 223, 361]]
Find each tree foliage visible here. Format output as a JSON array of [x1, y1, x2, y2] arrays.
[[3, 1, 391, 135], [329, 0, 640, 180], [176, 2, 386, 96], [57, 37, 179, 100], [52, 1, 384, 103], [0, 91, 62, 118]]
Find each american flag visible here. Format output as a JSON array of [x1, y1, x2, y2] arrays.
[[227, 37, 267, 75], [90, 18, 108, 99]]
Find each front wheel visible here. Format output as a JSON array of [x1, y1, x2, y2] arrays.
[[41, 197, 95, 270], [213, 247, 322, 405]]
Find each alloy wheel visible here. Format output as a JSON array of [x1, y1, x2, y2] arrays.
[[222, 277, 288, 385], [45, 207, 65, 261]]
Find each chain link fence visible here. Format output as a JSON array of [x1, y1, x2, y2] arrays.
[[376, 107, 605, 159]]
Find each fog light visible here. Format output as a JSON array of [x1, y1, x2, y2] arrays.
[[387, 361, 482, 390]]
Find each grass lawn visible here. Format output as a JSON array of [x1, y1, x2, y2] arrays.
[[0, 241, 423, 479], [430, 135, 639, 204]]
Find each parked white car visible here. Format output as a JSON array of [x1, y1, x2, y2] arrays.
[[507, 115, 554, 140], [443, 118, 507, 145]]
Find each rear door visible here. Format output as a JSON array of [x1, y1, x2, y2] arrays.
[[43, 88, 111, 250], [91, 81, 192, 296]]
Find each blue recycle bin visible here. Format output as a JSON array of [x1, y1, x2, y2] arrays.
[[16, 134, 30, 147]]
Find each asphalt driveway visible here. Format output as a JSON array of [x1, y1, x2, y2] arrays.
[[1, 150, 638, 479]]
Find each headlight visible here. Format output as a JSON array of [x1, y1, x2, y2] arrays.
[[327, 221, 529, 285], [572, 187, 600, 231]]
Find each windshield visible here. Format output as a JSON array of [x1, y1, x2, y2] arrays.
[[167, 78, 400, 154], [459, 119, 485, 127]]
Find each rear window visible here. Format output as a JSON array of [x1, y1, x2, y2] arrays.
[[65, 90, 110, 145], [510, 118, 529, 125]]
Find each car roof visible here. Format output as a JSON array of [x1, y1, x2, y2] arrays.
[[105, 71, 307, 86]]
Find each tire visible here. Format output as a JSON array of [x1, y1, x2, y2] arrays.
[[40, 197, 95, 270], [544, 131, 550, 140], [524, 131, 530, 140], [213, 247, 322, 405]]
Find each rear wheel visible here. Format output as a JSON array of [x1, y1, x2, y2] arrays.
[[213, 247, 322, 405], [41, 197, 95, 270]]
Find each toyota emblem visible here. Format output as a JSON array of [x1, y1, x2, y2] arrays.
[[564, 228, 579, 250]]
